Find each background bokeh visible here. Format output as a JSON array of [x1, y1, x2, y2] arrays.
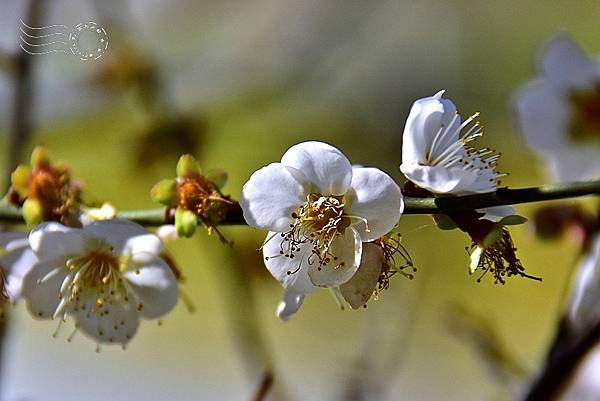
[[0, 1, 599, 400]]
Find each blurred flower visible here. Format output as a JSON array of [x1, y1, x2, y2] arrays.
[[151, 154, 233, 240], [22, 220, 178, 346], [0, 232, 37, 317], [241, 141, 403, 319], [7, 146, 82, 227], [514, 33, 600, 182], [400, 92, 537, 283], [568, 234, 600, 332]]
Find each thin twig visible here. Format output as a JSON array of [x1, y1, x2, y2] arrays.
[[250, 370, 274, 401]]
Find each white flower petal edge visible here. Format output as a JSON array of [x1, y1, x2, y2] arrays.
[[568, 235, 600, 332], [346, 167, 403, 241], [539, 33, 597, 92], [0, 232, 37, 300], [280, 141, 353, 195], [262, 231, 318, 295], [241, 163, 309, 232], [276, 290, 305, 321], [21, 220, 179, 345], [513, 80, 570, 153]]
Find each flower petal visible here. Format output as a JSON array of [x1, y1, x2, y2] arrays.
[[3, 248, 37, 299], [513, 79, 570, 153], [568, 235, 600, 331], [477, 206, 515, 222], [240, 163, 309, 232], [262, 232, 318, 294], [308, 227, 362, 287], [339, 242, 383, 309], [547, 146, 600, 182], [346, 167, 403, 241], [123, 258, 179, 319], [29, 222, 88, 261], [74, 292, 139, 345], [21, 260, 66, 319], [401, 163, 477, 194], [280, 141, 352, 195], [401, 91, 459, 165], [276, 289, 305, 321], [86, 220, 163, 257], [539, 33, 597, 91]]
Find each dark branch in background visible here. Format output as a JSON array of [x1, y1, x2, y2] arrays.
[[519, 318, 600, 401], [249, 370, 274, 401], [1, 0, 46, 398], [5, 0, 44, 191]]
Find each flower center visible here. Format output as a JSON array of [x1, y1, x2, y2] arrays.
[[55, 241, 135, 320], [570, 84, 600, 141], [267, 194, 350, 273]]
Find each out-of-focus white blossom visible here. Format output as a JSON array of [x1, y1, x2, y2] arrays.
[[514, 33, 600, 182]]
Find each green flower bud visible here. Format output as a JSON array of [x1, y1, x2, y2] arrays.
[[176, 154, 201, 178], [22, 198, 43, 227], [30, 146, 49, 167], [10, 165, 31, 198], [175, 207, 197, 237], [150, 179, 177, 206]]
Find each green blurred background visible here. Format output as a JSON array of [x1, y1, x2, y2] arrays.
[[1, 1, 599, 400]]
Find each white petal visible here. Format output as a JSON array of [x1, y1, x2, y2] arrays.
[[547, 147, 600, 182], [0, 232, 28, 248], [276, 290, 305, 321], [156, 225, 178, 242], [400, 163, 477, 194], [477, 206, 515, 222], [280, 141, 352, 195], [86, 220, 163, 257], [21, 260, 66, 319], [123, 258, 179, 319], [346, 167, 403, 241], [339, 242, 383, 309], [539, 33, 597, 91], [3, 248, 38, 299], [513, 79, 571, 152], [262, 232, 317, 294], [308, 227, 362, 287], [29, 222, 87, 261], [240, 163, 309, 232], [469, 247, 483, 274], [568, 236, 600, 330], [74, 292, 139, 345], [401, 92, 459, 165]]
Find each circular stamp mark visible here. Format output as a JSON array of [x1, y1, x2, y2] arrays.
[[69, 22, 109, 61]]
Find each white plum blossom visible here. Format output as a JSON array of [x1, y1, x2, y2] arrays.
[[400, 90, 513, 220], [22, 219, 179, 346], [241, 141, 403, 320], [0, 232, 37, 307], [514, 33, 600, 182], [401, 90, 504, 195]]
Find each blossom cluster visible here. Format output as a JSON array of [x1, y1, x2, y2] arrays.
[[5, 32, 600, 345]]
